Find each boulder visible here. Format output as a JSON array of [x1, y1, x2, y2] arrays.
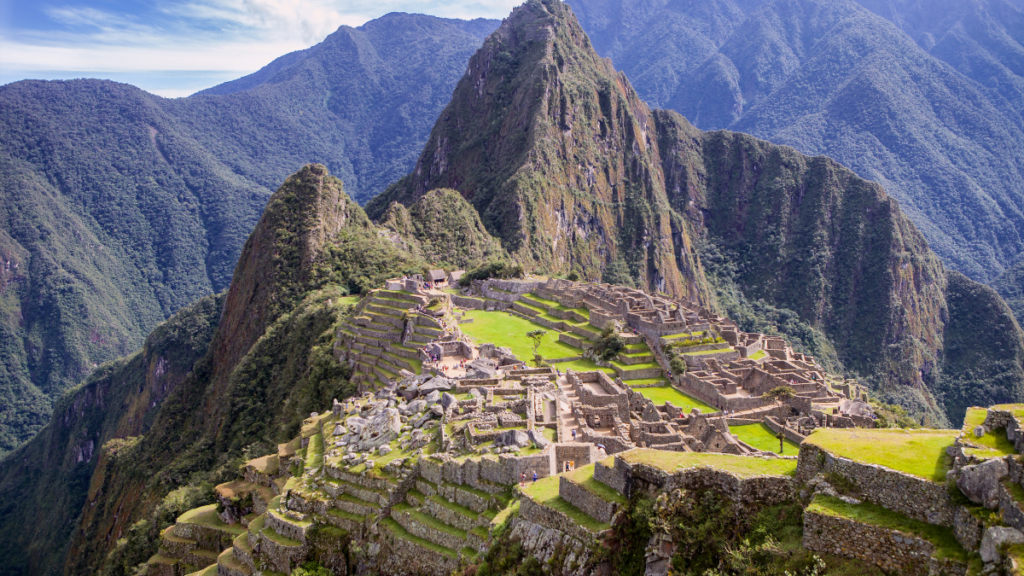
[[332, 424, 346, 436], [974, 426, 986, 439], [466, 359, 498, 379], [419, 376, 452, 395], [958, 458, 1009, 509], [528, 429, 551, 449], [469, 388, 484, 399], [407, 400, 427, 414], [981, 527, 1024, 563], [494, 429, 531, 449], [346, 416, 369, 434], [355, 408, 402, 452], [439, 392, 458, 411], [425, 390, 441, 404], [378, 445, 391, 456], [430, 405, 444, 418]]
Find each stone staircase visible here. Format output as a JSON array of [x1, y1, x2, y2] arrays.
[[339, 289, 429, 389]]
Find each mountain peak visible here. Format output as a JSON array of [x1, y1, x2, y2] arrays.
[[368, 0, 709, 302]]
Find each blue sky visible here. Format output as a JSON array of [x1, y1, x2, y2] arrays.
[[0, 0, 522, 97]]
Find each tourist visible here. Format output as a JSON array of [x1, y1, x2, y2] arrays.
[[520, 472, 525, 487], [565, 461, 570, 473], [532, 471, 538, 483], [571, 429, 576, 442]]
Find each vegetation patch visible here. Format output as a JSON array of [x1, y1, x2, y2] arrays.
[[807, 495, 968, 562], [617, 449, 798, 478], [634, 386, 714, 413], [805, 429, 956, 482], [459, 310, 580, 360], [521, 475, 609, 532], [731, 423, 801, 454]]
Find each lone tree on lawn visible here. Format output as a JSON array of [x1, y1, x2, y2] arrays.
[[527, 329, 547, 367], [766, 386, 796, 453]]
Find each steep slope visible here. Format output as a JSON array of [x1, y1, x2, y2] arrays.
[[566, 0, 1024, 283], [55, 165, 455, 575], [378, 189, 508, 268], [0, 293, 223, 576], [0, 13, 495, 456], [368, 0, 711, 302]]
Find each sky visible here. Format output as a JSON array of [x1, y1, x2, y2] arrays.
[[0, 0, 522, 97]]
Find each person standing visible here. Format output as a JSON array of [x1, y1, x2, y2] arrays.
[[532, 471, 537, 483]]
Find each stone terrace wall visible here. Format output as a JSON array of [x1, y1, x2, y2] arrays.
[[796, 444, 956, 527], [803, 508, 966, 576], [559, 476, 618, 524], [519, 492, 603, 543]]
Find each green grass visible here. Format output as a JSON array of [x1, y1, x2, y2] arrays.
[[615, 449, 798, 478], [428, 495, 478, 519], [523, 293, 560, 308], [380, 518, 457, 558], [805, 429, 957, 482], [522, 476, 610, 532], [634, 386, 714, 413], [395, 503, 467, 539], [807, 495, 968, 562], [961, 407, 1018, 456], [260, 526, 301, 547], [731, 423, 801, 454], [491, 500, 519, 528], [624, 378, 668, 386], [184, 565, 218, 576], [750, 350, 768, 361], [625, 343, 649, 351], [338, 295, 362, 306], [552, 358, 616, 375], [681, 348, 734, 356], [565, 464, 626, 505], [177, 504, 246, 535], [543, 427, 557, 442], [327, 508, 366, 523], [610, 360, 661, 371], [459, 310, 581, 361], [305, 432, 324, 470]]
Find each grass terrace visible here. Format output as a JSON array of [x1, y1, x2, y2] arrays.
[[338, 295, 362, 306], [564, 464, 626, 505], [750, 350, 768, 361], [614, 449, 798, 478], [521, 475, 609, 532], [961, 407, 1016, 456], [732, 423, 801, 454], [634, 386, 714, 413], [381, 517, 457, 558], [552, 358, 616, 375], [681, 348, 733, 356], [807, 495, 969, 563], [625, 377, 667, 386], [804, 428, 957, 483], [178, 504, 246, 535], [991, 404, 1024, 421], [610, 360, 661, 371], [459, 310, 581, 361]]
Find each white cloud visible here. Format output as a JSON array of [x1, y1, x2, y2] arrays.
[[0, 0, 526, 95]]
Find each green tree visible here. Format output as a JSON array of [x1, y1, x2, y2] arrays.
[[527, 329, 547, 366]]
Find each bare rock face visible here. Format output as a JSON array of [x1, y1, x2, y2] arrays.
[[495, 429, 531, 449], [981, 526, 1024, 563], [957, 458, 1009, 509], [528, 429, 551, 449], [355, 408, 402, 452], [419, 376, 452, 395]]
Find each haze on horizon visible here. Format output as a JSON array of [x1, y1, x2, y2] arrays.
[[0, 0, 519, 97]]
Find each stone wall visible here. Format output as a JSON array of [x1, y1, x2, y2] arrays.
[[593, 459, 629, 495], [377, 525, 459, 576], [554, 443, 600, 473], [519, 492, 602, 544], [796, 444, 956, 527], [802, 508, 966, 576], [953, 506, 984, 551], [559, 476, 618, 524], [764, 416, 807, 445]]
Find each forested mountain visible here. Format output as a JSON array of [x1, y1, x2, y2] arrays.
[[565, 0, 1024, 284], [0, 14, 497, 457]]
